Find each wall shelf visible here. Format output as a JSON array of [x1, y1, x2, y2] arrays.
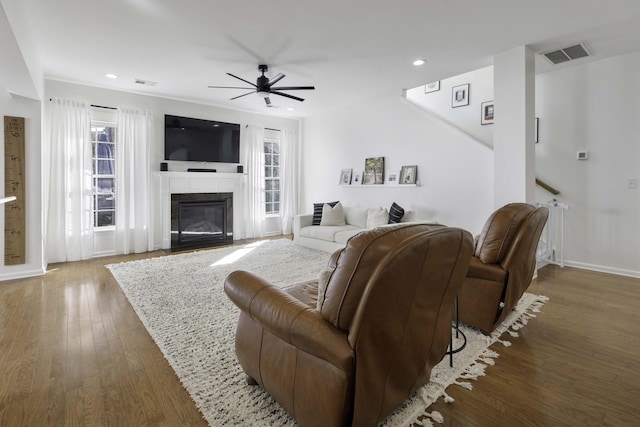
[[341, 184, 418, 188]]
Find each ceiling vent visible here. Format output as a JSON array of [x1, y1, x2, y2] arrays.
[[542, 43, 590, 65], [135, 78, 157, 86]]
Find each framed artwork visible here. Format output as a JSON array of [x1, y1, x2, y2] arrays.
[[452, 83, 470, 108], [353, 171, 362, 184], [386, 170, 398, 184], [535, 117, 539, 143], [481, 101, 494, 125], [399, 165, 417, 185], [425, 81, 440, 94], [339, 168, 352, 185], [363, 157, 385, 184]]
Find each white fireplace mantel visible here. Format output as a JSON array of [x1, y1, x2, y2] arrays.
[[156, 172, 245, 249]]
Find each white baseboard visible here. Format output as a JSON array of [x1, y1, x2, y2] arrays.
[[563, 260, 640, 279], [0, 267, 46, 282]]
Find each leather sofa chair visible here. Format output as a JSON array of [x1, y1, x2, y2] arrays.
[[458, 203, 549, 334], [224, 223, 473, 427]]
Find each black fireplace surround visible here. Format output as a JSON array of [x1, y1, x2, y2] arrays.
[[170, 192, 233, 250]]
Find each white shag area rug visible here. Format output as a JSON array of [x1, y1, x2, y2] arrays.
[[106, 239, 548, 427]]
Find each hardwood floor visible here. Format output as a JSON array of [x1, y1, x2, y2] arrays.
[[1, 249, 639, 426]]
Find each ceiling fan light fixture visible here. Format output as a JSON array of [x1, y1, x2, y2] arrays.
[[257, 90, 269, 98]]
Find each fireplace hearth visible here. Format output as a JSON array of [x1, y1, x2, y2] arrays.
[[171, 192, 233, 250]]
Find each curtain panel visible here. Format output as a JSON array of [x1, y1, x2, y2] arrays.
[[243, 125, 265, 239], [44, 99, 93, 263], [115, 108, 153, 255], [280, 129, 299, 235]]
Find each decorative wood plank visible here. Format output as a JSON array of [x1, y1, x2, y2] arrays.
[[4, 116, 25, 265]]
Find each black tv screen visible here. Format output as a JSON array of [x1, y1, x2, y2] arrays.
[[164, 115, 240, 163]]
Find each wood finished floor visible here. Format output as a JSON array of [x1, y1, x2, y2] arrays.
[[1, 247, 639, 426]]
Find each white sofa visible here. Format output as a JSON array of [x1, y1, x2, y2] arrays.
[[293, 205, 435, 253]]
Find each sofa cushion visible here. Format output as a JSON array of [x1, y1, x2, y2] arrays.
[[300, 224, 361, 242], [320, 202, 346, 226], [313, 201, 339, 225], [474, 203, 535, 264], [343, 206, 368, 228], [334, 228, 363, 244], [388, 202, 405, 224], [366, 207, 388, 228]]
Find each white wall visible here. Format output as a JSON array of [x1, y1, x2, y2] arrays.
[[45, 80, 299, 256], [301, 94, 494, 235], [535, 50, 640, 276], [0, 91, 43, 280], [406, 66, 494, 148]]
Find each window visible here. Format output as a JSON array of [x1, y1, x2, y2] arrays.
[[264, 138, 280, 215], [91, 122, 116, 227]]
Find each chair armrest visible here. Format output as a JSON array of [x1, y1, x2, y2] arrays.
[[224, 270, 353, 371]]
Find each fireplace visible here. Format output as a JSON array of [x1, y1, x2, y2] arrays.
[[171, 192, 233, 250]]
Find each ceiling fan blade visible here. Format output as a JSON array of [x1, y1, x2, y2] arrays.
[[230, 91, 256, 100], [270, 86, 315, 91], [208, 86, 255, 89], [268, 73, 285, 86], [270, 91, 305, 102], [264, 97, 272, 106], [226, 72, 257, 87]]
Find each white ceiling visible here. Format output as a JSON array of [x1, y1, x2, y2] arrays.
[[4, 0, 640, 118]]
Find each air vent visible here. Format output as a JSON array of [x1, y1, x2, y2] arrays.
[[134, 79, 157, 86], [542, 43, 590, 65]]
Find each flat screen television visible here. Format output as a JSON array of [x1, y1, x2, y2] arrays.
[[164, 115, 240, 163]]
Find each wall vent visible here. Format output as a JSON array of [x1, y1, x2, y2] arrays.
[[542, 43, 590, 65], [135, 79, 157, 86]]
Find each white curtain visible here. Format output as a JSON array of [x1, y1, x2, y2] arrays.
[[115, 108, 153, 254], [243, 124, 265, 238], [45, 99, 93, 262], [280, 129, 299, 235]]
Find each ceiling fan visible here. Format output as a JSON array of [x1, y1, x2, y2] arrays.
[[208, 64, 315, 106]]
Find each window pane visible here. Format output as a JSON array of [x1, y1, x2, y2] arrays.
[[97, 194, 115, 209], [97, 142, 114, 159], [265, 166, 272, 178], [274, 191, 280, 202], [273, 155, 279, 166], [266, 191, 273, 203], [272, 143, 280, 155], [274, 202, 280, 213], [97, 159, 114, 175], [264, 143, 273, 154], [265, 154, 272, 166], [97, 211, 114, 227], [273, 167, 280, 178], [96, 178, 114, 193], [273, 179, 280, 191]]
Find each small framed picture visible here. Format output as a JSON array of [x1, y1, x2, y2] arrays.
[[353, 172, 362, 184], [481, 101, 494, 125], [339, 168, 352, 185], [425, 81, 440, 94], [452, 83, 470, 108], [399, 165, 417, 185], [386, 171, 398, 184]]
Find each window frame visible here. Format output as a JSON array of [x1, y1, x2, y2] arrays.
[[91, 120, 117, 229], [264, 134, 281, 216]]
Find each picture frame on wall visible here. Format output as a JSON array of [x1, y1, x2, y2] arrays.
[[452, 83, 470, 108], [363, 157, 385, 184], [399, 165, 417, 185], [339, 168, 352, 185], [386, 170, 398, 184], [353, 171, 362, 184], [425, 81, 440, 93], [481, 101, 494, 125]]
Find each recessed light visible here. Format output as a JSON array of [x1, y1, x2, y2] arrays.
[[287, 108, 294, 111], [105, 73, 118, 79], [413, 59, 425, 66]]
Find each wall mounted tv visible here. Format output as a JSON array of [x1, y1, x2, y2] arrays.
[[164, 115, 240, 163]]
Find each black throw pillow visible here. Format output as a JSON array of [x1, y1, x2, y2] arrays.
[[313, 201, 339, 225], [388, 202, 405, 224]]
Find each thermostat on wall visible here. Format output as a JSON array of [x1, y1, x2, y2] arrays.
[[577, 150, 589, 160]]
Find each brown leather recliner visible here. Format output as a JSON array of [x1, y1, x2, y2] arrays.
[[224, 223, 473, 427], [458, 203, 549, 334]]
